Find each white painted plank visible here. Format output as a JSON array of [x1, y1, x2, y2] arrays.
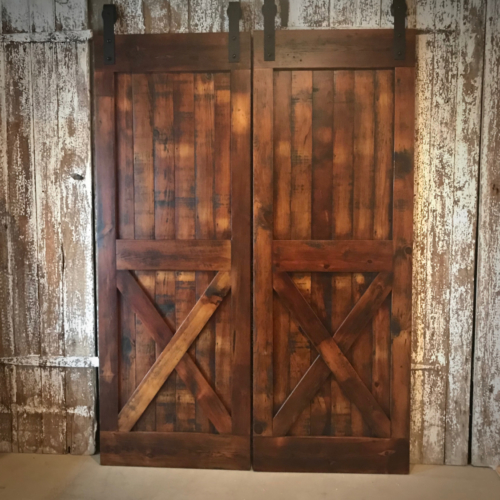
[[0, 43, 14, 361], [32, 42, 64, 358], [143, 0, 189, 33], [445, 0, 485, 466], [55, 0, 87, 31], [4, 43, 40, 357], [0, 31, 92, 42], [190, 0, 223, 32], [472, 0, 500, 470], [30, 0, 56, 33], [421, 30, 458, 465], [330, 0, 356, 27], [0, 356, 99, 368], [114, 0, 145, 34], [411, 32, 434, 465], [65, 368, 96, 454], [287, 0, 330, 28], [56, 42, 94, 358], [41, 367, 66, 453], [1, 0, 30, 34], [355, 0, 380, 27]]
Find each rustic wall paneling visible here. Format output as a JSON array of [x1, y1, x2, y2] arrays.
[[0, 0, 95, 454], [472, 0, 500, 471], [0, 0, 493, 466]]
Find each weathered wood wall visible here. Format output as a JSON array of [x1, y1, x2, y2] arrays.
[[0, 0, 496, 466], [88, 0, 492, 467], [0, 0, 95, 454], [472, 0, 500, 471]]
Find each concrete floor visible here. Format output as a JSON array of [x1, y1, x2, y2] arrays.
[[0, 453, 498, 500]]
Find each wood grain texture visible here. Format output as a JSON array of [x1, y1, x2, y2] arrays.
[[0, 0, 95, 454], [118, 272, 231, 432], [253, 436, 409, 473], [101, 432, 250, 469], [273, 240, 393, 272], [116, 240, 231, 270], [472, 0, 500, 469]]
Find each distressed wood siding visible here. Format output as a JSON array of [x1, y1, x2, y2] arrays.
[[0, 0, 492, 464], [472, 0, 500, 470], [0, 0, 95, 454]]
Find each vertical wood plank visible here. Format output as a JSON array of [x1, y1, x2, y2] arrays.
[[153, 73, 176, 432], [392, 67, 415, 441], [0, 43, 14, 362], [143, 0, 189, 33], [230, 68, 251, 437], [174, 73, 196, 432], [132, 73, 156, 431], [55, 0, 88, 31], [95, 69, 119, 432], [289, 70, 312, 437], [272, 70, 291, 421], [331, 70, 354, 436], [194, 72, 216, 433], [310, 70, 333, 436], [372, 70, 393, 418], [352, 70, 375, 436], [4, 43, 39, 357], [214, 72, 232, 414], [30, 0, 56, 33], [57, 43, 94, 359], [445, 0, 486, 465], [253, 68, 274, 437], [32, 43, 63, 357], [472, 0, 500, 469], [116, 73, 136, 411]]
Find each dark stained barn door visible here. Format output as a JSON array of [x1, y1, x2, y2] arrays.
[[95, 33, 251, 469], [253, 30, 416, 473]]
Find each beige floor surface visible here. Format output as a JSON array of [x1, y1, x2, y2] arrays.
[[0, 453, 498, 500]]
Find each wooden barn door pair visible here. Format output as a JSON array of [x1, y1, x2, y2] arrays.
[[95, 30, 415, 473]]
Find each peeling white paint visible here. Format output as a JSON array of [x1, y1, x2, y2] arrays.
[[0, 356, 99, 368]]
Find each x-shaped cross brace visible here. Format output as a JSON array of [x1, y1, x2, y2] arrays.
[[116, 270, 232, 433], [273, 271, 393, 437]]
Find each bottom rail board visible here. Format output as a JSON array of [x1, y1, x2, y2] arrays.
[[253, 437, 409, 473], [101, 432, 250, 470]]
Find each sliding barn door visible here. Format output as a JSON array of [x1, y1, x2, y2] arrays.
[[253, 30, 416, 473], [95, 33, 251, 469]]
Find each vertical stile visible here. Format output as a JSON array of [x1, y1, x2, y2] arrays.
[[372, 70, 394, 417], [214, 72, 232, 414], [116, 73, 136, 411], [391, 67, 415, 441], [95, 69, 119, 431], [272, 71, 292, 421]]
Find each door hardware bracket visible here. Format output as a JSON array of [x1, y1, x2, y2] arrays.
[[102, 4, 118, 66], [227, 2, 242, 62], [391, 0, 407, 60], [262, 0, 277, 61]]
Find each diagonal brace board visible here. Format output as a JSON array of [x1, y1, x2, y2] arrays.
[[273, 272, 393, 436], [116, 271, 232, 434], [118, 271, 231, 432], [273, 271, 392, 438]]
